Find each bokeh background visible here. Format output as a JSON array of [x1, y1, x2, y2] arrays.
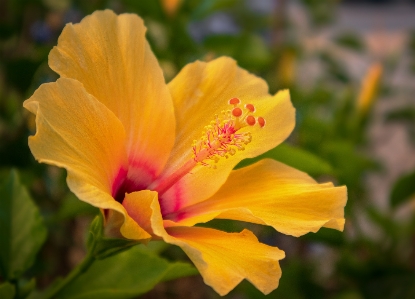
[[1, 0, 415, 298]]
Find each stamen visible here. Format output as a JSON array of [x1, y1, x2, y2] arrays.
[[258, 116, 266, 128], [192, 97, 265, 168], [246, 115, 256, 126], [229, 97, 241, 105], [232, 107, 243, 117], [150, 97, 266, 196], [245, 103, 255, 112]]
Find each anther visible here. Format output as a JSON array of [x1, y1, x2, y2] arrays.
[[150, 98, 265, 196], [258, 116, 266, 128], [229, 97, 241, 105], [246, 115, 256, 126], [232, 107, 243, 117], [245, 104, 255, 112], [192, 97, 267, 168]]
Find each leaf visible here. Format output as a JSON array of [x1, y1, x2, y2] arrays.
[[363, 274, 415, 299], [0, 170, 47, 280], [334, 32, 365, 52], [0, 282, 16, 299], [301, 227, 345, 247], [321, 141, 378, 188], [161, 261, 199, 282], [17, 278, 36, 299], [143, 240, 169, 255], [236, 143, 333, 177], [390, 170, 415, 208], [121, 0, 165, 20], [385, 107, 415, 145], [366, 207, 397, 237], [204, 34, 272, 71], [191, 0, 238, 20], [235, 34, 272, 71], [385, 106, 415, 123], [57, 245, 198, 299], [3, 58, 42, 93]]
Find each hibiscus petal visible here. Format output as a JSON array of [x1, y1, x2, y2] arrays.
[[145, 195, 285, 296], [24, 78, 150, 240], [166, 159, 347, 237], [167, 228, 284, 296], [122, 190, 158, 236], [158, 57, 295, 214], [49, 10, 175, 187]]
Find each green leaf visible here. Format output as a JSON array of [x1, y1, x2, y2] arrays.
[[390, 170, 415, 208], [385, 107, 415, 145], [0, 170, 47, 280], [236, 143, 333, 177], [386, 106, 415, 123], [334, 32, 365, 52], [161, 261, 199, 282], [0, 282, 16, 299], [321, 141, 378, 188], [363, 274, 415, 299], [143, 240, 169, 255], [366, 207, 397, 237], [301, 227, 345, 247], [57, 245, 198, 299], [121, 0, 165, 20], [191, 0, 238, 20], [235, 34, 272, 71], [204, 34, 272, 71], [16, 278, 36, 299]]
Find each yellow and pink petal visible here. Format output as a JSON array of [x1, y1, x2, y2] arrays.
[[152, 57, 295, 216], [49, 10, 176, 192], [164, 159, 347, 237], [123, 191, 286, 296], [24, 78, 150, 240]]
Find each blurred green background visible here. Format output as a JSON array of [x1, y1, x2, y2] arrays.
[[1, 0, 415, 298]]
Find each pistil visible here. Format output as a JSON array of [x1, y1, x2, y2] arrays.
[[149, 159, 196, 196], [149, 97, 265, 196]]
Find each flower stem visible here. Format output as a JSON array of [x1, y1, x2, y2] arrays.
[[42, 239, 98, 299]]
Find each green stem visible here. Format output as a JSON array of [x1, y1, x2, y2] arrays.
[[43, 242, 97, 299]]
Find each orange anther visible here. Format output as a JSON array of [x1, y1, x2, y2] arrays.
[[258, 117, 266, 128], [229, 97, 241, 105], [245, 103, 255, 112], [246, 115, 256, 126], [232, 107, 243, 117]]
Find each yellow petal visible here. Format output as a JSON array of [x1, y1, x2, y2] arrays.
[[24, 78, 150, 240], [122, 190, 158, 237], [157, 57, 295, 215], [166, 159, 347, 237], [49, 10, 175, 188], [168, 228, 284, 296], [147, 196, 285, 296]]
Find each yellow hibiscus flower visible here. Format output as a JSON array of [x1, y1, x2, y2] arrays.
[[24, 10, 347, 296]]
